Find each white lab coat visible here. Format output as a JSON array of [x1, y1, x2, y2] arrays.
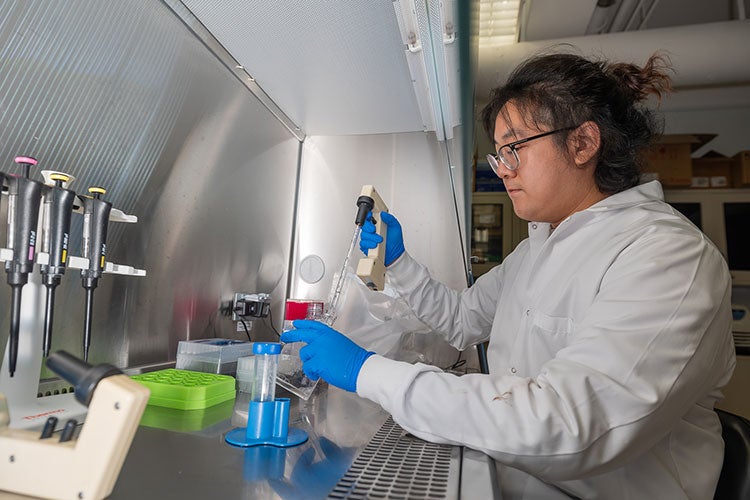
[[357, 181, 736, 499]]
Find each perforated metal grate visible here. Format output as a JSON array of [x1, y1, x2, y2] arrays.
[[327, 417, 460, 499]]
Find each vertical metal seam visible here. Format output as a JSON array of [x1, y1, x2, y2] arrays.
[[284, 139, 306, 330]]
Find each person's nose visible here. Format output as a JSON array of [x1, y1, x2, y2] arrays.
[[501, 166, 517, 179]]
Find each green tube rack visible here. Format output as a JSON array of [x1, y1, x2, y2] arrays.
[[131, 369, 236, 410]]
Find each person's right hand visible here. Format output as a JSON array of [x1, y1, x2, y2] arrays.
[[359, 211, 405, 266]]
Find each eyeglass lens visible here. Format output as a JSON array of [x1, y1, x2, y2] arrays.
[[486, 146, 518, 174]]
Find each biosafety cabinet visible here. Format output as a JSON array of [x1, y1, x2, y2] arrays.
[[0, 1, 475, 379], [0, 1, 487, 499]]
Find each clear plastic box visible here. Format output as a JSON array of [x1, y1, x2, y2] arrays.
[[175, 339, 253, 375], [276, 300, 324, 400], [276, 343, 318, 400]]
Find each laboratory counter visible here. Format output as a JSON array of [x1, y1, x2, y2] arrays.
[[110, 383, 499, 499]]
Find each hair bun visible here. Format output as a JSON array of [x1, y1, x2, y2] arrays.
[[606, 53, 673, 103]]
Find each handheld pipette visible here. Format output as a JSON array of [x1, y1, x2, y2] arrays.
[[3, 156, 44, 377], [80, 186, 112, 362], [324, 226, 361, 326], [40, 173, 76, 356], [354, 185, 389, 291], [324, 186, 389, 325]]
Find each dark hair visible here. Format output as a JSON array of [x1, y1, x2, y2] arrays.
[[481, 50, 673, 194]]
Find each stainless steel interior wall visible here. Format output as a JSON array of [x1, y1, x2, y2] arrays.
[[290, 130, 470, 367], [291, 130, 468, 308], [0, 0, 300, 373]]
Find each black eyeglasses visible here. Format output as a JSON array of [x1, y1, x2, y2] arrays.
[[486, 126, 578, 174]]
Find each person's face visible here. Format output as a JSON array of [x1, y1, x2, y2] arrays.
[[492, 102, 604, 225]]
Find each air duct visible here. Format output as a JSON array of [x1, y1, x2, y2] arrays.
[[477, 20, 750, 101]]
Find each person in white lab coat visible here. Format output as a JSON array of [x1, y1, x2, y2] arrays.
[[281, 51, 736, 499]]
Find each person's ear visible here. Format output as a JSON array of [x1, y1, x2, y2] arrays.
[[569, 121, 600, 167]]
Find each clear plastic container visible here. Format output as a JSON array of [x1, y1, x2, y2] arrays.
[[251, 342, 281, 402], [175, 339, 254, 375], [277, 301, 322, 400]]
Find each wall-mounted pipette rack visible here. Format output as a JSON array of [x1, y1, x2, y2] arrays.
[[0, 156, 146, 431]]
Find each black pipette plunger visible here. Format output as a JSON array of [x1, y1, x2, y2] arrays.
[[355, 195, 374, 226], [40, 173, 76, 356], [80, 186, 111, 362], [4, 156, 43, 377]]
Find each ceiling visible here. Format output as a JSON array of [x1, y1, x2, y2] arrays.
[[522, 0, 748, 41], [478, 0, 750, 106]]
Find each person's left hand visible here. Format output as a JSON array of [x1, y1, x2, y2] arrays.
[[280, 320, 374, 392]]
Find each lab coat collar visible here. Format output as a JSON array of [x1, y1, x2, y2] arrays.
[[528, 181, 665, 255], [531, 181, 664, 233], [587, 181, 664, 211], [527, 221, 553, 262]]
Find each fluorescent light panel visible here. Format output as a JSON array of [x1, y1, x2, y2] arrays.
[[479, 0, 521, 47], [394, 0, 458, 141]]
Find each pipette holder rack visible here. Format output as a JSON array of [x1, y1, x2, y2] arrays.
[[0, 169, 146, 430], [0, 372, 150, 500], [225, 397, 308, 448]]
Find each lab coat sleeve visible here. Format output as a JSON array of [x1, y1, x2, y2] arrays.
[[358, 231, 734, 481], [386, 251, 511, 350]]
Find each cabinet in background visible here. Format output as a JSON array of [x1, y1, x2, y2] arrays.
[[470, 192, 528, 278]]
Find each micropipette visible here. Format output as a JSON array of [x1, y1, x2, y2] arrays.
[[40, 173, 76, 357], [3, 156, 44, 377], [80, 186, 112, 362]]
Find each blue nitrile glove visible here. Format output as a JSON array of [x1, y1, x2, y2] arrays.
[[280, 320, 374, 393], [358, 211, 405, 266]]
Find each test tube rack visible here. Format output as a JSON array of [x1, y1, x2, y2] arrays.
[[225, 397, 308, 448], [226, 342, 307, 448]]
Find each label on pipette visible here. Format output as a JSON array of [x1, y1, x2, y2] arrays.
[[28, 230, 36, 260]]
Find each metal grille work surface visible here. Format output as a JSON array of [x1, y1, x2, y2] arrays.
[[328, 417, 460, 499]]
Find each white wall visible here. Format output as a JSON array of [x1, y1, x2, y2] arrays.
[[292, 132, 469, 303]]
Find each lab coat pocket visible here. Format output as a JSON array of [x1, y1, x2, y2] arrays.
[[527, 311, 574, 363]]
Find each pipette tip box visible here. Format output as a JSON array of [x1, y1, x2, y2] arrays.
[[175, 338, 253, 375]]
